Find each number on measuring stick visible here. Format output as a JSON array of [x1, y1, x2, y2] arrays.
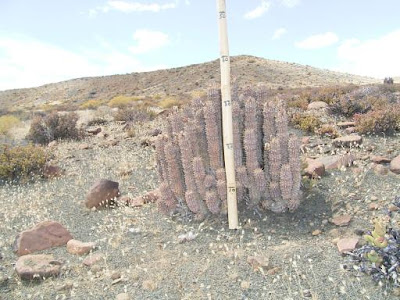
[[228, 187, 236, 193], [224, 100, 231, 107], [219, 11, 226, 19], [221, 55, 229, 62], [226, 143, 233, 150]]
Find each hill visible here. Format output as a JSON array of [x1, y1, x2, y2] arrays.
[[0, 55, 380, 112]]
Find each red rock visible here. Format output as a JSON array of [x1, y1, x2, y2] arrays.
[[304, 159, 325, 177], [85, 179, 120, 209], [15, 254, 62, 280], [337, 238, 359, 253], [344, 127, 356, 134], [331, 215, 351, 226], [333, 135, 362, 147], [302, 136, 311, 144], [83, 253, 104, 266], [368, 203, 379, 210], [371, 155, 391, 164], [337, 121, 356, 128], [14, 221, 72, 256], [390, 155, 400, 174], [315, 154, 355, 170], [43, 165, 64, 178], [307, 101, 328, 110], [66, 239, 96, 255]]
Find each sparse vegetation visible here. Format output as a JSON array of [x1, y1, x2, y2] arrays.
[[108, 95, 140, 108], [317, 124, 339, 138], [157, 97, 181, 109], [0, 144, 47, 182], [0, 115, 20, 135], [113, 107, 152, 124], [291, 113, 322, 133], [27, 112, 82, 144], [80, 99, 104, 110], [354, 105, 400, 134]]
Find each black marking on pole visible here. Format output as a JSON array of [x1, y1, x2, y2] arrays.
[[224, 100, 231, 107], [228, 187, 236, 193], [219, 11, 226, 19], [221, 55, 229, 62], [226, 143, 233, 150]]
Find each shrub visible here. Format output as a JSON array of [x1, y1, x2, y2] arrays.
[[317, 124, 339, 138], [108, 95, 139, 108], [113, 107, 151, 124], [384, 77, 394, 84], [291, 113, 322, 133], [354, 105, 400, 134], [27, 112, 82, 144], [0, 115, 20, 135], [87, 117, 107, 126], [157, 97, 181, 109], [0, 144, 47, 182], [80, 99, 104, 110]]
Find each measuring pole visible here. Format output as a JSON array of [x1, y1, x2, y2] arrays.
[[216, 0, 238, 229]]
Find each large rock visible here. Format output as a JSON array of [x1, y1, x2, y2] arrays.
[[307, 101, 328, 110], [333, 135, 362, 147], [304, 159, 325, 177], [85, 179, 120, 209], [390, 155, 400, 174], [315, 154, 355, 170], [14, 221, 72, 256], [371, 155, 391, 164], [15, 254, 62, 280]]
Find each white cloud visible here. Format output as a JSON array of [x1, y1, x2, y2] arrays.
[[0, 35, 167, 91], [335, 29, 400, 78], [129, 29, 170, 54], [295, 32, 339, 49], [89, 0, 177, 16], [244, 1, 271, 20], [279, 0, 300, 8], [272, 27, 287, 40]]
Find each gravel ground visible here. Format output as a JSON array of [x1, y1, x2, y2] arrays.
[[1, 122, 400, 300]]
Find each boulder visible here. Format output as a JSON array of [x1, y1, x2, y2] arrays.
[[390, 155, 400, 174], [333, 135, 362, 147], [14, 221, 72, 256], [66, 239, 96, 255], [315, 153, 355, 170], [85, 179, 120, 209], [307, 101, 328, 110], [15, 254, 62, 280], [304, 159, 325, 177], [371, 155, 391, 164]]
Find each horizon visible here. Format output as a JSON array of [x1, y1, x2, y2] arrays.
[[1, 0, 400, 91]]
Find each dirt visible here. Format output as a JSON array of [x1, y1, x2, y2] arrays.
[[1, 115, 400, 300]]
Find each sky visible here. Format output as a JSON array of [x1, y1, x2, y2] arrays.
[[1, 0, 400, 91]]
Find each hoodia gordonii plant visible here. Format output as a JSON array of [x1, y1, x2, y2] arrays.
[[155, 84, 301, 220]]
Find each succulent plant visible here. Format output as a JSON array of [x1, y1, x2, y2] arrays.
[[364, 219, 388, 248]]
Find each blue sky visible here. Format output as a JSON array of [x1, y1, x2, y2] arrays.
[[1, 0, 399, 91]]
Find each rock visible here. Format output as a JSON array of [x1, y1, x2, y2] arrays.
[[142, 280, 157, 291], [141, 189, 159, 203], [119, 196, 144, 207], [390, 155, 400, 174], [87, 127, 101, 135], [240, 281, 251, 290], [66, 239, 96, 255], [331, 215, 351, 226], [14, 221, 72, 256], [337, 121, 355, 128], [43, 165, 64, 178], [315, 154, 355, 170], [111, 271, 121, 280], [303, 289, 312, 297], [389, 204, 400, 212], [302, 136, 311, 144], [83, 253, 104, 267], [312, 229, 322, 236], [307, 101, 328, 110], [337, 238, 359, 253], [304, 159, 325, 177], [372, 163, 389, 175], [368, 203, 379, 210], [150, 128, 162, 137], [344, 127, 356, 134], [370, 155, 391, 164], [333, 135, 362, 147], [79, 143, 91, 150], [85, 179, 120, 209], [247, 255, 270, 270], [116, 293, 130, 300], [15, 254, 62, 280]]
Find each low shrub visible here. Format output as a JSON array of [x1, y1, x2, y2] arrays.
[[354, 105, 400, 134], [157, 97, 181, 109], [80, 99, 104, 110], [87, 117, 107, 126], [0, 144, 47, 182], [317, 124, 339, 138], [27, 112, 82, 144], [114, 107, 151, 124], [0, 115, 20, 135], [291, 113, 322, 133], [108, 95, 139, 108]]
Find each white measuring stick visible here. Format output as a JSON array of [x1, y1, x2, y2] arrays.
[[216, 0, 238, 229]]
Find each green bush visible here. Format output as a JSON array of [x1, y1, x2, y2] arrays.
[[27, 112, 82, 144], [80, 99, 104, 110], [291, 113, 322, 133], [0, 115, 20, 135], [0, 144, 47, 182]]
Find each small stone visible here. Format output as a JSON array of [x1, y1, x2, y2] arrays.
[[266, 267, 281, 275], [390, 155, 400, 174], [331, 215, 351, 226], [79, 143, 91, 150], [372, 163, 389, 175], [370, 155, 391, 164], [368, 203, 379, 210], [302, 136, 311, 144], [307, 101, 328, 110], [312, 229, 322, 236], [370, 196, 378, 201], [389, 204, 400, 212], [111, 271, 121, 280], [337, 121, 355, 128], [116, 293, 130, 300], [303, 289, 312, 297], [67, 239, 96, 255], [247, 255, 270, 270], [333, 135, 362, 147], [344, 127, 356, 134], [83, 253, 104, 267], [337, 238, 359, 253], [142, 280, 157, 291], [87, 127, 102, 135], [240, 280, 251, 290], [15, 254, 62, 280]]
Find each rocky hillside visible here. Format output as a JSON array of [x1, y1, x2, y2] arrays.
[[0, 55, 379, 111]]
